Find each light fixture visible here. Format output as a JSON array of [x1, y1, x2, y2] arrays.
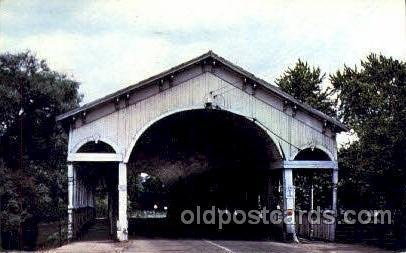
[[205, 92, 214, 109]]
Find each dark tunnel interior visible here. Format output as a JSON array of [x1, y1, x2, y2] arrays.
[[126, 109, 283, 239]]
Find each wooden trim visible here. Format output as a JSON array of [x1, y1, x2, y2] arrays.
[[68, 153, 123, 162], [271, 160, 338, 169], [56, 51, 348, 132]]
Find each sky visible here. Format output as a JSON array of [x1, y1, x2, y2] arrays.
[[1, 0, 405, 145]]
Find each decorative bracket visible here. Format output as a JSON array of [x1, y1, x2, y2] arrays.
[[242, 77, 248, 91], [169, 74, 175, 87], [201, 60, 207, 73], [322, 120, 328, 134], [124, 93, 130, 107], [71, 116, 77, 129], [80, 111, 87, 124], [283, 100, 289, 112], [114, 97, 120, 110], [158, 79, 164, 92], [292, 105, 298, 117], [251, 83, 257, 95]]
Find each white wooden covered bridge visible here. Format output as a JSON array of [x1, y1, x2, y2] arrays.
[[56, 51, 348, 242]]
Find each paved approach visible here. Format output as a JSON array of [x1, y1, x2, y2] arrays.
[[48, 239, 392, 253]]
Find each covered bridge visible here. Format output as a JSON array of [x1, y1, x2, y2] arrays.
[[56, 51, 347, 242]]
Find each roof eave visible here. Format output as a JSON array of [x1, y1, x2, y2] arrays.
[[56, 51, 214, 122], [56, 51, 349, 132]]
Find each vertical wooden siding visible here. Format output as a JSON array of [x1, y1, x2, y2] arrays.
[[69, 70, 337, 161]]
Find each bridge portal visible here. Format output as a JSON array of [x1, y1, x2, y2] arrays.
[[57, 51, 347, 242]]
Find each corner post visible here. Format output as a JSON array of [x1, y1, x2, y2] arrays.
[[117, 162, 128, 241], [67, 163, 74, 240], [331, 167, 339, 241], [332, 168, 338, 212], [282, 167, 298, 242]]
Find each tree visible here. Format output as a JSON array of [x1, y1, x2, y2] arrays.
[[276, 59, 336, 116], [331, 54, 406, 208], [276, 60, 337, 211], [331, 54, 406, 245], [0, 51, 81, 249]]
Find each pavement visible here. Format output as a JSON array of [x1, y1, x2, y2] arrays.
[[43, 238, 393, 253]]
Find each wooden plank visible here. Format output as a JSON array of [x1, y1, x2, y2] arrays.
[[67, 153, 122, 162], [271, 160, 338, 169]]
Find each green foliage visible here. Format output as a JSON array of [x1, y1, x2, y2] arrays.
[[95, 193, 108, 218], [294, 169, 333, 210], [278, 55, 406, 238], [276, 59, 336, 116], [331, 54, 406, 245], [0, 51, 81, 162], [331, 54, 406, 209], [128, 172, 166, 211], [0, 51, 81, 245]]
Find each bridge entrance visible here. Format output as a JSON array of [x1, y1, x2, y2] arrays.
[[60, 52, 346, 242], [126, 109, 283, 239]]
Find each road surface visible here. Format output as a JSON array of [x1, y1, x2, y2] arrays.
[[47, 238, 392, 253]]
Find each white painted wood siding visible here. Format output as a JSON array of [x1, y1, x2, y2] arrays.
[[68, 67, 337, 162]]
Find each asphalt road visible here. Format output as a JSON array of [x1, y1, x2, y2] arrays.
[[49, 239, 393, 253], [123, 239, 391, 253]]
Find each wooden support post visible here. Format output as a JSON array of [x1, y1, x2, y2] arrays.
[[332, 169, 338, 212], [117, 162, 128, 241], [282, 168, 298, 242], [67, 163, 74, 240], [331, 168, 339, 241]]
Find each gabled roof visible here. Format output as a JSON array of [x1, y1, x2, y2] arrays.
[[56, 51, 348, 132]]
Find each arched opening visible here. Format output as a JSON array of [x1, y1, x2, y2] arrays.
[[77, 141, 116, 153], [73, 141, 119, 240], [294, 148, 331, 161], [293, 148, 333, 210], [127, 109, 282, 239]]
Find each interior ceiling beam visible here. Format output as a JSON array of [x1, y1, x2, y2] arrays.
[[68, 153, 123, 162], [271, 160, 338, 170]]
